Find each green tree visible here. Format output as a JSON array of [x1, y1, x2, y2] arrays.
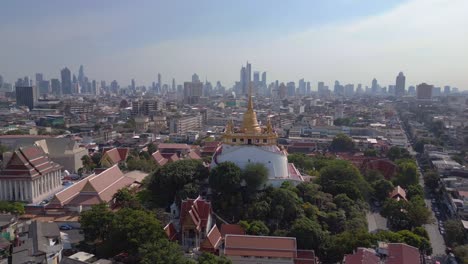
[[0, 201, 25, 215], [91, 152, 102, 167], [423, 170, 440, 190], [242, 163, 268, 192], [81, 155, 95, 172], [109, 208, 165, 256], [445, 219, 465, 247], [147, 143, 157, 154], [112, 188, 139, 208], [387, 146, 411, 161], [454, 245, 468, 264], [288, 153, 315, 171], [330, 133, 354, 152], [197, 252, 232, 264], [149, 159, 208, 207], [240, 220, 270, 236], [139, 239, 192, 264], [289, 217, 325, 252], [373, 179, 394, 202], [394, 160, 418, 188], [209, 162, 242, 194], [406, 184, 423, 200], [317, 160, 370, 200], [0, 144, 9, 155], [364, 149, 378, 157], [79, 203, 114, 242]]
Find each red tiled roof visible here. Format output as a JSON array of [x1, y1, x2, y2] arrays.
[[101, 147, 129, 165], [47, 165, 134, 208], [164, 222, 178, 241], [389, 186, 407, 201], [295, 250, 317, 264], [224, 235, 297, 259], [152, 151, 168, 166], [180, 196, 212, 232], [0, 146, 62, 179], [200, 225, 222, 252], [220, 224, 245, 238], [343, 248, 379, 264], [386, 243, 421, 264]]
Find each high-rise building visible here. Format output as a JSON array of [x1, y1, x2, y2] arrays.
[[0, 74, 3, 87], [38, 80, 50, 96], [344, 84, 354, 97], [395, 72, 406, 97], [306, 82, 311, 95], [444, 86, 451, 94], [78, 65, 85, 87], [157, 73, 162, 92], [192, 73, 200, 83], [416, 83, 433, 100], [253, 71, 260, 84], [16, 86, 36, 110], [184, 81, 203, 104], [432, 87, 441, 97], [287, 82, 296, 97], [35, 73, 43, 84], [61, 67, 72, 95], [356, 84, 363, 94], [371, 78, 379, 94], [50, 79, 61, 96], [240, 66, 247, 95], [172, 78, 176, 91], [334, 81, 344, 96], [110, 80, 119, 93], [131, 79, 136, 90], [92, 80, 98, 95], [408, 86, 416, 95], [246, 61, 251, 86], [298, 79, 306, 95], [261, 72, 267, 85], [278, 83, 287, 99]]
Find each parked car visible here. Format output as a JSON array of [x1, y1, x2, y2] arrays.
[[59, 224, 73, 230]]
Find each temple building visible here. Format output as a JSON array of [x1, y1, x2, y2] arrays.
[[212, 87, 304, 187], [0, 146, 62, 203]]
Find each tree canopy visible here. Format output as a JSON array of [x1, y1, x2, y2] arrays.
[[330, 133, 354, 152]]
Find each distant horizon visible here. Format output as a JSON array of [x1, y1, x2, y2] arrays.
[[1, 0, 467, 89]]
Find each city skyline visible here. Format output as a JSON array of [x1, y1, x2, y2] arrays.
[[1, 0, 467, 89]]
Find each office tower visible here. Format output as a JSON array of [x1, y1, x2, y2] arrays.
[[298, 79, 306, 95], [334, 81, 344, 96], [240, 66, 247, 95], [192, 73, 200, 83], [35, 73, 43, 84], [78, 65, 85, 86], [452, 87, 459, 93], [0, 75, 3, 87], [16, 86, 36, 110], [246, 61, 251, 86], [172, 78, 176, 91], [110, 80, 119, 93], [344, 84, 354, 97], [416, 83, 433, 100], [261, 72, 266, 85], [371, 78, 378, 94], [388, 85, 395, 95], [395, 72, 405, 97], [38, 80, 50, 96], [444, 86, 451, 94], [408, 85, 416, 95], [278, 83, 287, 99], [92, 80, 98, 95], [306, 82, 311, 95], [253, 71, 260, 84], [433, 87, 441, 97], [356, 84, 363, 94], [61, 67, 72, 95], [287, 82, 296, 97], [131, 79, 136, 90], [184, 81, 203, 104], [157, 73, 162, 92], [101, 81, 106, 91]]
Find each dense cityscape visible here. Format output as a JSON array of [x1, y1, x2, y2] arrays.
[[1, 0, 468, 264]]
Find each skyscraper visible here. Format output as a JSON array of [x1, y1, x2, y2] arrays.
[[184, 81, 203, 104], [444, 86, 451, 94], [0, 75, 3, 88], [253, 71, 260, 84], [192, 73, 200, 83], [35, 73, 43, 84], [246, 61, 251, 86], [131, 79, 136, 90], [157, 73, 162, 92], [240, 66, 247, 95], [172, 78, 176, 91], [371, 78, 379, 94], [416, 83, 433, 100], [261, 72, 267, 85], [395, 72, 406, 97], [61, 67, 72, 95], [16, 86, 36, 110]]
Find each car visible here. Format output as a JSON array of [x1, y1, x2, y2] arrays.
[[440, 230, 445, 235], [431, 198, 436, 203], [59, 224, 73, 230]]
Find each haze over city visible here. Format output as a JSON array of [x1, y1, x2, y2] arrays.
[[1, 0, 468, 89]]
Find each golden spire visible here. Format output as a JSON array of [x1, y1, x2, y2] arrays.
[[241, 84, 261, 133]]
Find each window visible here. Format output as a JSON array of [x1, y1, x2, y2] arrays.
[[240, 138, 244, 143], [232, 138, 236, 142], [263, 139, 267, 143]]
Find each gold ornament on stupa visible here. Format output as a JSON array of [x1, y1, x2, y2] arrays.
[[241, 85, 262, 134]]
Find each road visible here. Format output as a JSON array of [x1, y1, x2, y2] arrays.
[[415, 156, 447, 258], [367, 210, 388, 233]]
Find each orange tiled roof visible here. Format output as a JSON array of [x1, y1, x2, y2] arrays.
[[224, 235, 296, 259]]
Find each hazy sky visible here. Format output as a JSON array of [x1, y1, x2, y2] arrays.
[[1, 0, 467, 89]]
